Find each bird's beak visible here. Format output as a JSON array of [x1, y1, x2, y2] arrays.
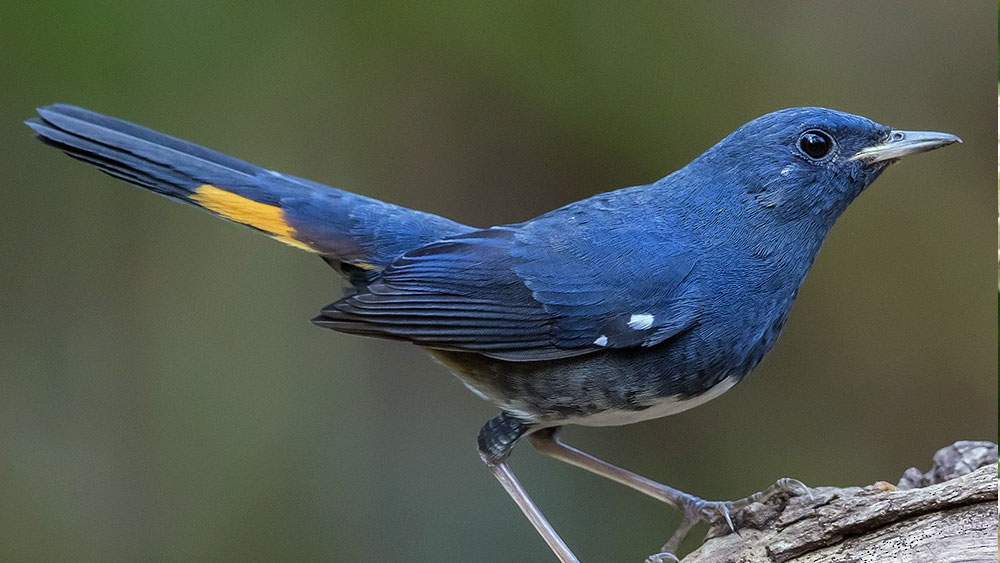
[[850, 129, 962, 163]]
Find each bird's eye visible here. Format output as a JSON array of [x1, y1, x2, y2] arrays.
[[797, 129, 834, 160]]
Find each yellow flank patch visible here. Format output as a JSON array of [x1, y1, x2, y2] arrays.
[[191, 184, 315, 252]]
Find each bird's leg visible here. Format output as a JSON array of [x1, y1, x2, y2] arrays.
[[478, 414, 580, 563], [528, 427, 701, 509], [528, 427, 811, 559]]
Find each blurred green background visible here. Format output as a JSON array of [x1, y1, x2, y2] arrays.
[[1, 2, 995, 562]]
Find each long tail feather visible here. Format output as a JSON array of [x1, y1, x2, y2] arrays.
[[27, 104, 472, 269]]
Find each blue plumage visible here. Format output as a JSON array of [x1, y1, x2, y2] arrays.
[[321, 199, 701, 360], [318, 108, 889, 371], [28, 103, 959, 414], [26, 104, 471, 272], [27, 104, 961, 563]]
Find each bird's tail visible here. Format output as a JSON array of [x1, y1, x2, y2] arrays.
[[27, 104, 472, 273]]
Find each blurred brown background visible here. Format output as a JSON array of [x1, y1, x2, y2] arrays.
[[1, 2, 996, 562]]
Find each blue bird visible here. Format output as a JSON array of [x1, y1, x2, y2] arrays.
[[26, 104, 959, 562]]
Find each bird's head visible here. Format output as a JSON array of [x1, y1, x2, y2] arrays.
[[700, 107, 960, 223]]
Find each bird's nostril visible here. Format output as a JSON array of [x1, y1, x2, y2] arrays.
[[892, 131, 905, 141]]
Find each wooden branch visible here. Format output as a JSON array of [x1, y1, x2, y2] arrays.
[[679, 441, 998, 563]]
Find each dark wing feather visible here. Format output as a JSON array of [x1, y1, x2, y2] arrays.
[[315, 205, 702, 361], [316, 228, 570, 360]]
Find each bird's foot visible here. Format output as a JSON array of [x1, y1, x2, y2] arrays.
[[652, 477, 813, 558]]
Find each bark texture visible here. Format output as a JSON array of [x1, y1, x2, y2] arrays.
[[679, 441, 998, 563]]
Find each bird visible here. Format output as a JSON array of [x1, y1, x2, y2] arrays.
[[26, 104, 959, 562]]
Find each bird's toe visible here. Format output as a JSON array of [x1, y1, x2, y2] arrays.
[[645, 551, 681, 563]]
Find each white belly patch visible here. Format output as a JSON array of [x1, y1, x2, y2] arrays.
[[564, 376, 741, 427]]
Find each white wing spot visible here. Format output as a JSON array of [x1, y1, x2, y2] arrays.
[[627, 313, 655, 330], [267, 170, 284, 178], [780, 166, 793, 177], [593, 335, 609, 346]]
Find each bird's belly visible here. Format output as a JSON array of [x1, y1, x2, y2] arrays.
[[559, 375, 740, 427], [430, 345, 751, 426]]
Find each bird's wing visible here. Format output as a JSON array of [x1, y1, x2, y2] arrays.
[[314, 217, 701, 361]]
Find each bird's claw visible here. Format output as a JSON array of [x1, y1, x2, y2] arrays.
[[645, 552, 680, 563], [690, 499, 735, 531], [774, 477, 814, 501], [717, 502, 735, 532]]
